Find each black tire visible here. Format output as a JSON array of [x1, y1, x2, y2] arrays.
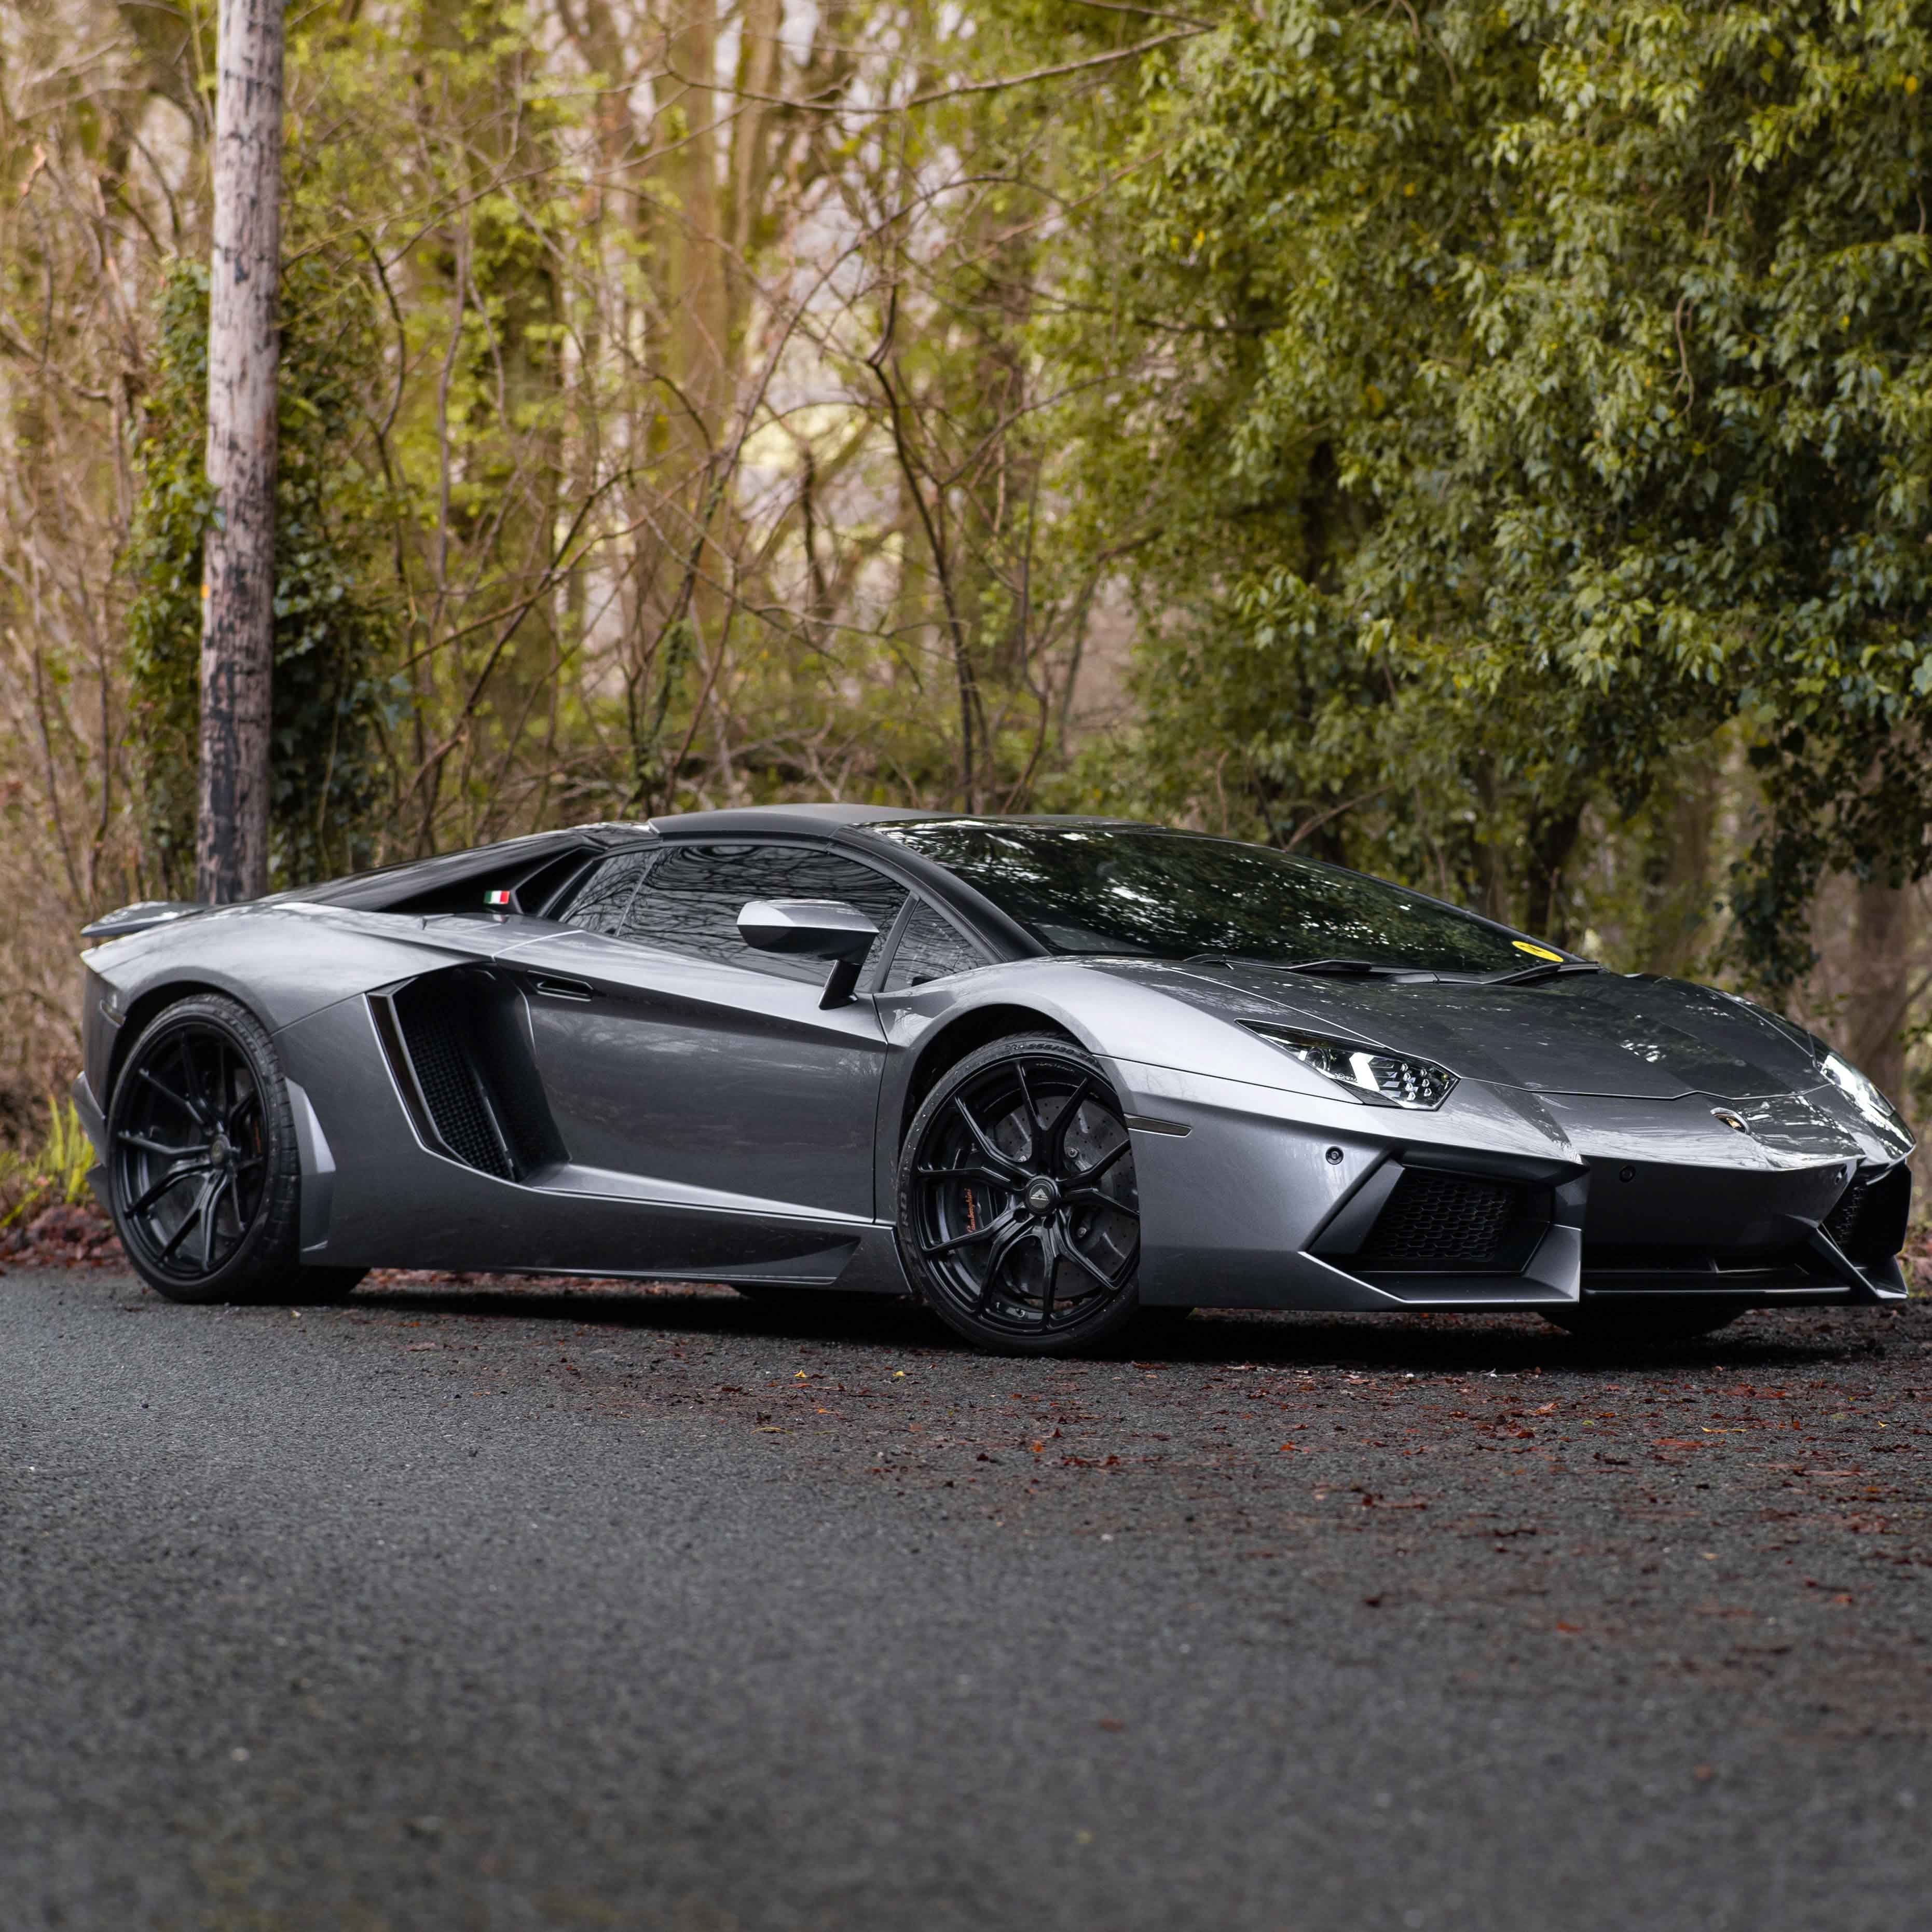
[[1543, 1301, 1743, 1345], [897, 1034, 1142, 1357], [106, 992, 347, 1306]]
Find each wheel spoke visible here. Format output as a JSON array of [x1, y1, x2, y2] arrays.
[[1067, 1136, 1131, 1185], [210, 1035, 234, 1128], [1064, 1189, 1139, 1218], [116, 1129, 197, 1159], [176, 1034, 211, 1126], [915, 1163, 1014, 1187], [129, 1161, 211, 1217], [136, 1065, 201, 1122], [974, 1220, 1037, 1316], [198, 1170, 233, 1271], [950, 1098, 1031, 1182], [158, 1178, 213, 1262], [1010, 1063, 1042, 1162], [1037, 1236, 1059, 1328], [920, 1205, 1019, 1260], [1056, 1227, 1126, 1294], [1037, 1079, 1091, 1174]]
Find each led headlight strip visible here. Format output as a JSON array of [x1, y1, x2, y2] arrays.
[[1247, 1023, 1456, 1110]]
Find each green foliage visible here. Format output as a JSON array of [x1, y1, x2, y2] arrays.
[[1056, 0, 1932, 977], [0, 1097, 95, 1228], [126, 256, 395, 894]]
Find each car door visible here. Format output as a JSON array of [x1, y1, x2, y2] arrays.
[[506, 839, 908, 1223]]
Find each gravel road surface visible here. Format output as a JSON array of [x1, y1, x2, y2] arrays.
[[5, 1267, 1931, 1931]]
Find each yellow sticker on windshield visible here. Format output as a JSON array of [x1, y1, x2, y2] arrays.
[[1513, 941, 1564, 962]]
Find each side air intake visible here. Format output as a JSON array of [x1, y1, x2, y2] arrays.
[[371, 970, 560, 1181]]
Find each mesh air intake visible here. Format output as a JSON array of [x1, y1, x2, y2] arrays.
[[1360, 1169, 1522, 1266], [392, 983, 514, 1179], [1822, 1167, 1909, 1267]]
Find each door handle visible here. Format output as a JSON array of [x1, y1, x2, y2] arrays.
[[530, 975, 593, 1002]]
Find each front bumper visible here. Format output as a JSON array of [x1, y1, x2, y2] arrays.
[[1106, 1059, 1909, 1312]]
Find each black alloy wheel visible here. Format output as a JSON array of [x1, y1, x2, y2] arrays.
[[107, 992, 360, 1305], [898, 1035, 1142, 1355]]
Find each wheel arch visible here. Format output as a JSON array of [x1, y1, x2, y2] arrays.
[[102, 979, 254, 1116], [895, 1003, 1085, 1150]]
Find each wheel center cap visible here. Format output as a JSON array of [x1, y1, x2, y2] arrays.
[[1024, 1177, 1059, 1217], [209, 1133, 231, 1168]]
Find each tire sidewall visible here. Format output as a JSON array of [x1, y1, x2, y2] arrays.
[[107, 992, 303, 1305], [895, 1033, 1142, 1356]]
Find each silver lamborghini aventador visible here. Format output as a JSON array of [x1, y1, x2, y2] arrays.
[[73, 806, 1914, 1354]]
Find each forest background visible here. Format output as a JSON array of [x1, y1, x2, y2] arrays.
[[6, 0, 1932, 1193]]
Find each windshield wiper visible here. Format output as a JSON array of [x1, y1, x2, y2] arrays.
[[1184, 954, 1416, 978], [1484, 960, 1606, 986]]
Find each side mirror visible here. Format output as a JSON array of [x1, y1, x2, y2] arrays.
[[737, 899, 880, 1008]]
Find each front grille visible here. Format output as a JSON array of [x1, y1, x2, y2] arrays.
[[1360, 1170, 1522, 1266]]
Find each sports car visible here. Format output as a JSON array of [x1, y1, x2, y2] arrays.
[[72, 805, 1914, 1354]]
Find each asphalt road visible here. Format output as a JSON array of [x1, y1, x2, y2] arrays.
[[5, 1268, 1932, 1932]]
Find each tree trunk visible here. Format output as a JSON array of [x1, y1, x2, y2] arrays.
[[197, 0, 282, 903], [1845, 876, 1914, 1103], [1638, 762, 1717, 977]]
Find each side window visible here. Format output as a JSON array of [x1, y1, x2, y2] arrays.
[[882, 898, 987, 991], [555, 849, 652, 935], [622, 843, 908, 983]]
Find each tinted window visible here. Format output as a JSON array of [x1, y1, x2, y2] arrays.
[[556, 849, 651, 935], [882, 899, 986, 991], [878, 823, 1539, 974], [624, 843, 907, 983]]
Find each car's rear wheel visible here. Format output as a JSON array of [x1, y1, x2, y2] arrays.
[[107, 993, 359, 1305], [897, 1035, 1142, 1356], [1543, 1301, 1742, 1345]]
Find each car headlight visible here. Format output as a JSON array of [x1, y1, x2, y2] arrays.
[[1248, 1024, 1456, 1110], [1821, 1051, 1908, 1136]]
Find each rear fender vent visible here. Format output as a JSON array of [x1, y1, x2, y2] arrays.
[[1358, 1168, 1538, 1270], [1821, 1164, 1911, 1267], [371, 970, 561, 1181]]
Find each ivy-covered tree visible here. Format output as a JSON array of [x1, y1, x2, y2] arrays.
[[127, 256, 395, 894]]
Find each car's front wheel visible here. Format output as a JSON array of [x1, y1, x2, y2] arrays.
[[106, 992, 359, 1305], [897, 1034, 1142, 1356]]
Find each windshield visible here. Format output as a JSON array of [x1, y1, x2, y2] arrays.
[[879, 823, 1549, 974]]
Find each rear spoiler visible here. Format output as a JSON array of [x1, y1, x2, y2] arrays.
[[81, 900, 208, 941]]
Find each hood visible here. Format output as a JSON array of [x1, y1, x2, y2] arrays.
[[1095, 962, 1827, 1102]]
